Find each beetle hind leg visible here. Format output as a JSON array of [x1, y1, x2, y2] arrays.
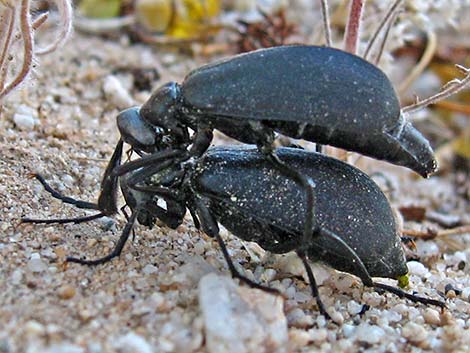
[[373, 282, 446, 309], [297, 250, 332, 320]]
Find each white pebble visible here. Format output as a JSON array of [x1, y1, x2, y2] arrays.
[[103, 75, 134, 109], [342, 324, 355, 338], [461, 287, 470, 302], [198, 273, 288, 353], [40, 344, 84, 353], [114, 332, 152, 353], [416, 240, 440, 258], [28, 254, 48, 273], [13, 113, 36, 130], [142, 264, 158, 275], [402, 322, 428, 344], [407, 261, 429, 277], [355, 324, 385, 344], [286, 308, 314, 327], [346, 300, 363, 316], [423, 308, 441, 325]]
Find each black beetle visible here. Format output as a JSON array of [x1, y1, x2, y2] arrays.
[[22, 146, 445, 318], [116, 45, 437, 178]]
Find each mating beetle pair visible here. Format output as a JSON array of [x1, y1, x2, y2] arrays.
[[23, 45, 444, 318], [23, 145, 445, 319]]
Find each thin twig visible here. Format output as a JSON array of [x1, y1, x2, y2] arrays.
[[0, 5, 15, 93], [344, 0, 365, 54], [402, 225, 470, 239], [398, 29, 437, 96], [363, 0, 403, 60], [36, 0, 73, 55], [373, 7, 400, 65], [402, 64, 470, 114], [0, 0, 34, 101], [319, 0, 332, 47]]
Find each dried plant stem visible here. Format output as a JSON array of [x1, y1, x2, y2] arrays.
[[398, 29, 437, 96], [402, 225, 470, 239], [36, 0, 73, 55], [0, 5, 15, 93], [344, 0, 365, 54], [363, 0, 403, 60], [319, 0, 332, 46], [402, 64, 470, 114], [372, 8, 399, 65], [0, 0, 34, 101]]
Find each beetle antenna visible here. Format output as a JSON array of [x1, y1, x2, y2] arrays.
[[402, 64, 470, 114], [21, 212, 106, 225], [27, 173, 99, 210]]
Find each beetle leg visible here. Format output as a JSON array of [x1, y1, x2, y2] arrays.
[[193, 197, 280, 295], [112, 148, 187, 177], [67, 208, 139, 266], [297, 250, 332, 320], [373, 282, 446, 309], [316, 228, 446, 309], [189, 126, 213, 157], [27, 173, 99, 210], [264, 151, 316, 245]]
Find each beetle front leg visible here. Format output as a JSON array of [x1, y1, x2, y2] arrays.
[[193, 198, 280, 295]]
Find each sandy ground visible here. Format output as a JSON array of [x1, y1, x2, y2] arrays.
[[1, 30, 470, 353]]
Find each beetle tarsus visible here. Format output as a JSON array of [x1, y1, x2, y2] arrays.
[[298, 250, 332, 320], [66, 209, 139, 266], [373, 282, 446, 309]]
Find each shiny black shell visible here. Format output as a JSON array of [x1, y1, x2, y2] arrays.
[[182, 45, 400, 132], [193, 146, 407, 279]]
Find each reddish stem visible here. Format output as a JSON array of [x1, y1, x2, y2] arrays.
[[344, 0, 365, 54]]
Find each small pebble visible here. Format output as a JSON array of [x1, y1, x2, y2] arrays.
[[103, 75, 134, 109], [114, 332, 153, 353], [402, 322, 428, 345], [423, 308, 441, 325], [461, 287, 470, 302], [57, 285, 76, 300], [13, 113, 36, 130], [142, 264, 158, 275], [407, 261, 428, 277], [24, 320, 46, 337], [28, 254, 48, 273], [355, 324, 384, 344]]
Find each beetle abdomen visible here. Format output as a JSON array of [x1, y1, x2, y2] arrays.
[[194, 146, 407, 279]]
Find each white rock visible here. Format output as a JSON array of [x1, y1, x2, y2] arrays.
[[36, 344, 84, 353], [355, 324, 385, 344], [27, 254, 48, 273], [13, 113, 37, 130], [416, 240, 440, 258], [198, 273, 288, 353], [402, 322, 428, 344], [103, 75, 134, 109], [142, 264, 158, 275], [407, 261, 429, 277], [114, 332, 153, 353]]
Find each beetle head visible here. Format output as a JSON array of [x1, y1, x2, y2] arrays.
[[117, 107, 162, 153], [140, 82, 184, 133]]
